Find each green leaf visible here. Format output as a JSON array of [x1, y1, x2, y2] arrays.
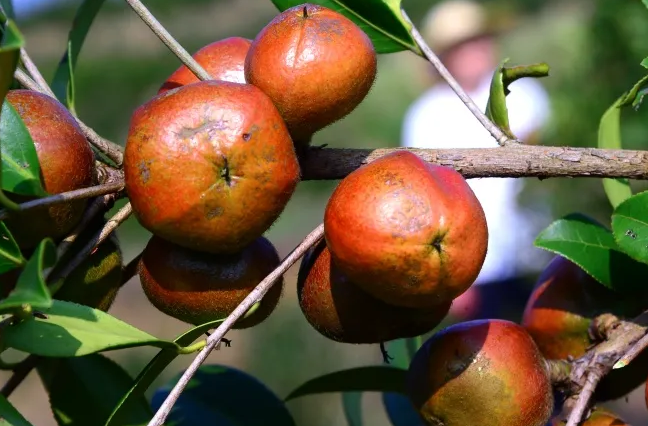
[[0, 220, 24, 274], [270, 0, 420, 55], [104, 319, 225, 426], [620, 74, 648, 110], [0, 1, 15, 20], [612, 191, 648, 265], [38, 354, 152, 426], [51, 0, 107, 112], [485, 60, 550, 140], [2, 299, 177, 356], [385, 339, 413, 370], [0, 394, 33, 426], [641, 57, 648, 69], [0, 238, 55, 312], [285, 366, 407, 401], [534, 213, 648, 292], [0, 19, 20, 104], [342, 392, 363, 426], [382, 392, 424, 426], [598, 97, 632, 208], [151, 364, 295, 426]]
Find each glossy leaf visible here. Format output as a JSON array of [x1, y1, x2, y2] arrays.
[[598, 96, 631, 208], [342, 392, 363, 426], [285, 366, 407, 401], [535, 213, 648, 292], [151, 364, 295, 426], [612, 191, 648, 265], [0, 238, 55, 312], [38, 354, 151, 426], [0, 220, 23, 274], [104, 318, 225, 426], [271, 0, 420, 54], [382, 392, 424, 426], [51, 0, 107, 112], [2, 299, 176, 356], [0, 394, 33, 426]]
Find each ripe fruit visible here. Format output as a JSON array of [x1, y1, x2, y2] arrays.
[[406, 319, 553, 426], [245, 3, 377, 144], [123, 81, 300, 254], [138, 235, 284, 329], [324, 150, 488, 308], [551, 408, 629, 426], [521, 255, 648, 401], [158, 37, 251, 94], [3, 90, 96, 249], [297, 239, 451, 344]]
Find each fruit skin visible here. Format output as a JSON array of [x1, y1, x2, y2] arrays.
[[138, 235, 284, 329], [297, 239, 451, 344], [521, 255, 648, 401], [245, 3, 377, 144], [3, 90, 96, 249], [124, 80, 300, 254], [158, 37, 251, 94], [324, 150, 488, 308], [406, 319, 553, 426], [551, 408, 629, 426]]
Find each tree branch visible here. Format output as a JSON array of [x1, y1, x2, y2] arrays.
[[19, 49, 56, 98], [121, 253, 142, 286], [147, 223, 325, 426], [299, 146, 648, 180]]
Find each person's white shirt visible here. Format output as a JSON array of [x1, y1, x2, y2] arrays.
[[401, 73, 550, 285]]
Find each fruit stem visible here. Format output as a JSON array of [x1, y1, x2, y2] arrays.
[[123, 0, 212, 82], [303, 5, 308, 18], [545, 359, 572, 386], [177, 340, 207, 355]]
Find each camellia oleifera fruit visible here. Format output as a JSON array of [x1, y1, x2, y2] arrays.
[[406, 319, 553, 426], [158, 37, 251, 94], [551, 408, 629, 426], [297, 239, 451, 344], [245, 3, 377, 144], [124, 81, 300, 254], [138, 235, 284, 329], [324, 150, 488, 308], [3, 90, 96, 249]]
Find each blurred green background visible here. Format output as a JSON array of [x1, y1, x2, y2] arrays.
[[3, 0, 648, 425]]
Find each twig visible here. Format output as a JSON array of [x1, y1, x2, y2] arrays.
[[299, 146, 648, 181], [123, 0, 212, 81], [19, 49, 55, 97], [565, 372, 601, 426], [147, 223, 325, 426], [13, 68, 124, 166], [613, 331, 648, 370], [0, 355, 40, 398], [121, 253, 142, 286], [401, 10, 509, 146], [0, 182, 124, 221]]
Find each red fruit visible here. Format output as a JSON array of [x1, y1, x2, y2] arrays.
[[324, 150, 488, 308], [245, 3, 377, 144], [297, 239, 451, 344], [3, 90, 96, 249], [406, 319, 553, 426], [138, 235, 283, 329], [158, 37, 251, 94], [123, 80, 300, 254]]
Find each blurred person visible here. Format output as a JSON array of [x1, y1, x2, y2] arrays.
[[401, 0, 551, 320]]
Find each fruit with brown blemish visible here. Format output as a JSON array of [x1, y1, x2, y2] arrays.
[[3, 90, 96, 249], [158, 37, 252, 94], [123, 80, 300, 254], [323, 150, 488, 309], [406, 319, 554, 426], [138, 235, 283, 328], [551, 408, 629, 426], [297, 239, 451, 344], [244, 3, 377, 145]]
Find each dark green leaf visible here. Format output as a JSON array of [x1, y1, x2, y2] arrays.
[[51, 0, 107, 112], [612, 191, 648, 265], [0, 1, 15, 20], [271, 0, 420, 55], [3, 299, 176, 356], [104, 319, 225, 426], [151, 364, 295, 426], [38, 354, 151, 426], [0, 238, 55, 312], [0, 19, 20, 103], [285, 366, 407, 401], [382, 392, 424, 426], [598, 97, 631, 208], [342, 392, 363, 426], [620, 74, 648, 110], [0, 220, 24, 274], [0, 394, 33, 426], [534, 213, 648, 292]]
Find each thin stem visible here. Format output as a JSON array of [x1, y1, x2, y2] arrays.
[[121, 252, 142, 286], [401, 10, 509, 146], [123, 0, 212, 81], [565, 372, 601, 426], [613, 331, 648, 370], [0, 182, 124, 221], [147, 223, 325, 426], [19, 49, 56, 97]]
